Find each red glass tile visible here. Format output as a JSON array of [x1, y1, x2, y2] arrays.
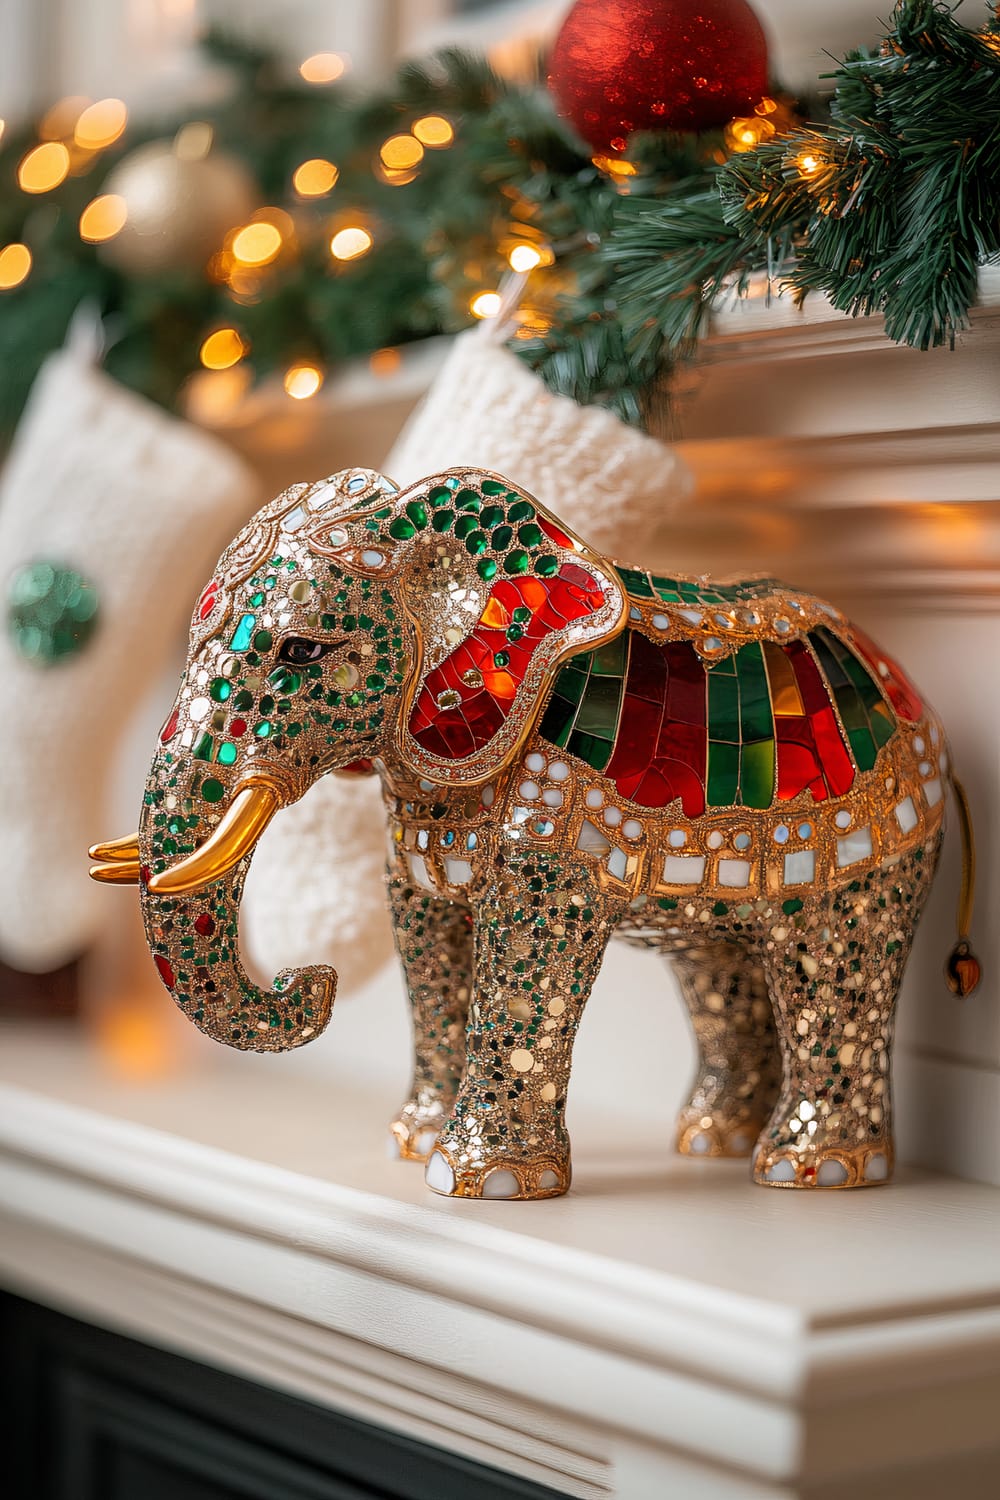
[[197, 578, 221, 621], [538, 517, 577, 550], [154, 954, 175, 989], [849, 625, 923, 722], [340, 758, 375, 775], [787, 641, 855, 797], [159, 707, 179, 745]]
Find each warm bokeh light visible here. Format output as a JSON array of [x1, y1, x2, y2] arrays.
[[293, 157, 339, 197], [379, 134, 424, 171], [231, 221, 282, 266], [508, 243, 542, 273], [797, 152, 822, 178], [592, 154, 637, 178], [74, 97, 128, 149], [184, 365, 252, 424], [79, 193, 128, 243], [725, 115, 774, 153], [0, 119, 4, 145], [369, 346, 401, 377], [18, 141, 70, 193], [0, 243, 32, 290], [300, 52, 346, 84], [284, 362, 324, 399], [330, 225, 372, 260], [756, 96, 779, 115], [39, 96, 89, 141], [200, 327, 247, 369], [470, 291, 502, 319], [412, 115, 454, 148], [174, 121, 213, 161]]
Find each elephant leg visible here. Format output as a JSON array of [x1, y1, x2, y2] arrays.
[[386, 870, 473, 1162], [424, 849, 618, 1201], [670, 942, 781, 1159], [754, 840, 939, 1189]]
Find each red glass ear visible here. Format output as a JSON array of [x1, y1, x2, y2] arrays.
[[409, 565, 606, 762]]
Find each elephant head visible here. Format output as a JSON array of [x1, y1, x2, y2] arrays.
[[90, 467, 626, 1051]]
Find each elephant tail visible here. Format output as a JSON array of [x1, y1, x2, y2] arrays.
[[944, 770, 981, 997]]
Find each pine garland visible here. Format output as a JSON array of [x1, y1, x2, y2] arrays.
[[612, 1, 1000, 369], [0, 1, 997, 445]]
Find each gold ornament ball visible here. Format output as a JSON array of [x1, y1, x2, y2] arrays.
[[99, 140, 258, 275]]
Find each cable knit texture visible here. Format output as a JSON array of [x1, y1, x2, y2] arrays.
[[384, 329, 692, 553], [0, 347, 258, 970], [241, 331, 692, 996]]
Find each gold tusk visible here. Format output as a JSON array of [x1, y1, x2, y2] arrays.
[[89, 833, 140, 862], [90, 859, 141, 884], [147, 781, 281, 897]]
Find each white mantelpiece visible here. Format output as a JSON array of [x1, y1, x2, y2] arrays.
[[2, 1028, 1000, 1500]]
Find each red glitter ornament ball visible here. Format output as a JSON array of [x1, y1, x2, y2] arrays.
[[548, 0, 769, 152]]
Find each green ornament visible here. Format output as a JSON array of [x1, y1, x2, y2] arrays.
[[6, 562, 99, 665]]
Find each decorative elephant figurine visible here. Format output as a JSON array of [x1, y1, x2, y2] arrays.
[[91, 466, 977, 1199]]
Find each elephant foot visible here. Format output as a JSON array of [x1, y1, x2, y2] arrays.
[[753, 1139, 894, 1190], [387, 1100, 451, 1163], [424, 1146, 571, 1201], [675, 1109, 767, 1159]]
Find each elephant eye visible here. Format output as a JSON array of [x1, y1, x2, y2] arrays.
[[278, 636, 344, 665]]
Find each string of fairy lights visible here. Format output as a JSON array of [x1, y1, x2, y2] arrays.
[[1, 41, 791, 417], [0, 48, 521, 407]]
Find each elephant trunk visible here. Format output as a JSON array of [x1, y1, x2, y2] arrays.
[[138, 752, 336, 1051]]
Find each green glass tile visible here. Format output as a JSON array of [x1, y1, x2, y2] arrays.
[[431, 509, 453, 532], [405, 500, 428, 529], [707, 741, 739, 806], [567, 729, 613, 772], [491, 524, 513, 550], [740, 738, 775, 808], [735, 642, 774, 742], [518, 523, 543, 548], [618, 568, 654, 598], [512, 606, 531, 623], [428, 486, 452, 504], [388, 517, 416, 541], [454, 514, 479, 540], [481, 479, 506, 495], [455, 489, 481, 510], [708, 670, 739, 743], [555, 664, 590, 704], [539, 695, 575, 747], [477, 557, 498, 581], [217, 742, 238, 766], [504, 550, 530, 574], [591, 635, 628, 676], [193, 733, 214, 762], [464, 531, 488, 556], [810, 631, 849, 688], [209, 678, 231, 703], [535, 555, 558, 577], [848, 725, 877, 771], [507, 500, 535, 523], [870, 702, 895, 747], [479, 505, 505, 529], [576, 675, 624, 736]]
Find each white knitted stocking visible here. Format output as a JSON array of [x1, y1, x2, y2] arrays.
[[0, 342, 257, 970], [240, 330, 691, 994]]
